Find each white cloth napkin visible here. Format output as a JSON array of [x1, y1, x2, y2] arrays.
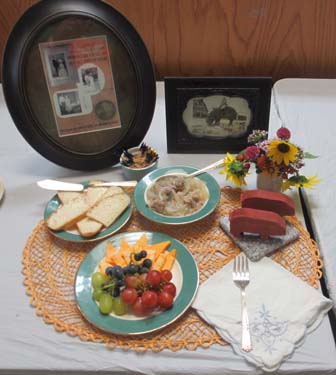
[[192, 257, 333, 372]]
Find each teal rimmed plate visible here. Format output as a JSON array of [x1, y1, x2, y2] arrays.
[[134, 165, 221, 225], [75, 231, 199, 335], [44, 182, 132, 243]]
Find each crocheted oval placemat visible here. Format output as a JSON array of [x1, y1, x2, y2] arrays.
[[22, 187, 322, 352]]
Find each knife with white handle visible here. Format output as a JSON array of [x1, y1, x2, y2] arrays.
[[37, 179, 137, 191]]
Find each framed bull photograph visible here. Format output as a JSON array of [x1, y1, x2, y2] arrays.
[[164, 77, 272, 153]]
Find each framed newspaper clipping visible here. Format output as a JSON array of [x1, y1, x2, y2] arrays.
[[2, 0, 156, 170]]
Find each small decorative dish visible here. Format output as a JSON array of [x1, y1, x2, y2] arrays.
[[120, 143, 159, 181], [134, 165, 221, 225], [74, 231, 199, 335]]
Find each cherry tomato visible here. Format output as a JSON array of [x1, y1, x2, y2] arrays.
[[142, 290, 159, 308], [161, 269, 173, 283], [132, 296, 148, 316], [158, 291, 174, 308], [146, 270, 161, 287], [120, 287, 138, 305], [162, 282, 176, 297]]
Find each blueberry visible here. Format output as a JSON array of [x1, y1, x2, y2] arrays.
[[116, 279, 125, 287], [105, 267, 114, 277], [134, 253, 142, 261], [140, 267, 149, 274], [123, 266, 130, 274], [139, 250, 147, 259], [128, 264, 138, 274], [114, 268, 124, 280], [113, 287, 120, 297], [142, 259, 152, 269]]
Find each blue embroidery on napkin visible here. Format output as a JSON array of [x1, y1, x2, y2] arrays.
[[250, 304, 288, 354]]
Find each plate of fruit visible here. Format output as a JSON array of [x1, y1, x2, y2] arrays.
[[75, 231, 199, 335]]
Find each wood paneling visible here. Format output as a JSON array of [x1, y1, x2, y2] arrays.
[[1, 0, 336, 81]]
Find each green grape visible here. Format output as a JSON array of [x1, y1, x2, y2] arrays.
[[92, 289, 104, 301], [91, 272, 106, 289], [99, 294, 114, 314], [113, 296, 127, 316]]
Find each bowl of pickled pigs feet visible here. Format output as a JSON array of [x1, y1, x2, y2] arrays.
[[220, 189, 300, 261], [120, 143, 159, 181]]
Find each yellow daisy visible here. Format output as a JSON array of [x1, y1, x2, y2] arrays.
[[226, 173, 247, 186], [219, 153, 248, 186], [302, 175, 321, 188], [281, 180, 293, 192], [267, 140, 298, 166], [293, 175, 321, 189], [282, 175, 320, 191]]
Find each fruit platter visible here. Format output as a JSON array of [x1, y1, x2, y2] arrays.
[[75, 231, 199, 335]]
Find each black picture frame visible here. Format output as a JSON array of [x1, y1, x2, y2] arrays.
[[2, 0, 156, 171], [164, 77, 272, 154]]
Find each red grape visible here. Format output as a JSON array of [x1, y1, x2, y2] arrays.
[[125, 275, 140, 288], [158, 291, 174, 308], [146, 270, 161, 287], [142, 290, 159, 308], [132, 296, 147, 316], [162, 282, 176, 297], [161, 269, 173, 283], [121, 287, 138, 305]]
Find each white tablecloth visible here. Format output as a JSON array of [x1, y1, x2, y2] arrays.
[[0, 82, 335, 374], [273, 79, 336, 314]]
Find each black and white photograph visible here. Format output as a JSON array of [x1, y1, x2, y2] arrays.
[[40, 44, 78, 87], [182, 95, 252, 139], [81, 66, 101, 92], [50, 53, 69, 78], [56, 91, 83, 117], [165, 77, 272, 153]]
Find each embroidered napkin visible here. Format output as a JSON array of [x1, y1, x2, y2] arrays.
[[192, 257, 333, 372]]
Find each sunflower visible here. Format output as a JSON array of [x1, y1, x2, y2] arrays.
[[282, 175, 321, 191], [267, 140, 298, 166], [219, 153, 248, 186]]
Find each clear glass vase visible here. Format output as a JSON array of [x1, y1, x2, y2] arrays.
[[256, 173, 282, 192]]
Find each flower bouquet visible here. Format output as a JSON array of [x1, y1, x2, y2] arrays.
[[220, 127, 319, 191]]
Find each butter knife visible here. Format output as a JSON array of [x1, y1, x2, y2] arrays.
[[37, 179, 137, 191]]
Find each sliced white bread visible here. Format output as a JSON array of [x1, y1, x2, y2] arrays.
[[76, 217, 103, 237], [47, 196, 89, 231], [57, 191, 82, 205], [102, 186, 124, 198], [85, 186, 108, 207], [87, 193, 130, 227]]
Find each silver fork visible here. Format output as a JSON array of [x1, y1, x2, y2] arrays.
[[232, 253, 252, 352]]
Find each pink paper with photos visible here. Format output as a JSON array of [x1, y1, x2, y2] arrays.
[[39, 35, 121, 137]]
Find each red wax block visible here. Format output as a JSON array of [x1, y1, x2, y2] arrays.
[[241, 189, 295, 216], [229, 207, 286, 240]]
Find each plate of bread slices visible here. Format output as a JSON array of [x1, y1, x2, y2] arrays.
[[44, 182, 132, 242]]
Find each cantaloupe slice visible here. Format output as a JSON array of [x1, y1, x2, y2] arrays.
[[152, 253, 166, 271], [135, 233, 148, 249], [162, 249, 177, 271], [98, 259, 113, 276], [145, 240, 171, 254], [119, 237, 132, 253], [106, 242, 118, 263]]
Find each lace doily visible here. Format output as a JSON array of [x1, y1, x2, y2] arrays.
[[22, 187, 322, 352]]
